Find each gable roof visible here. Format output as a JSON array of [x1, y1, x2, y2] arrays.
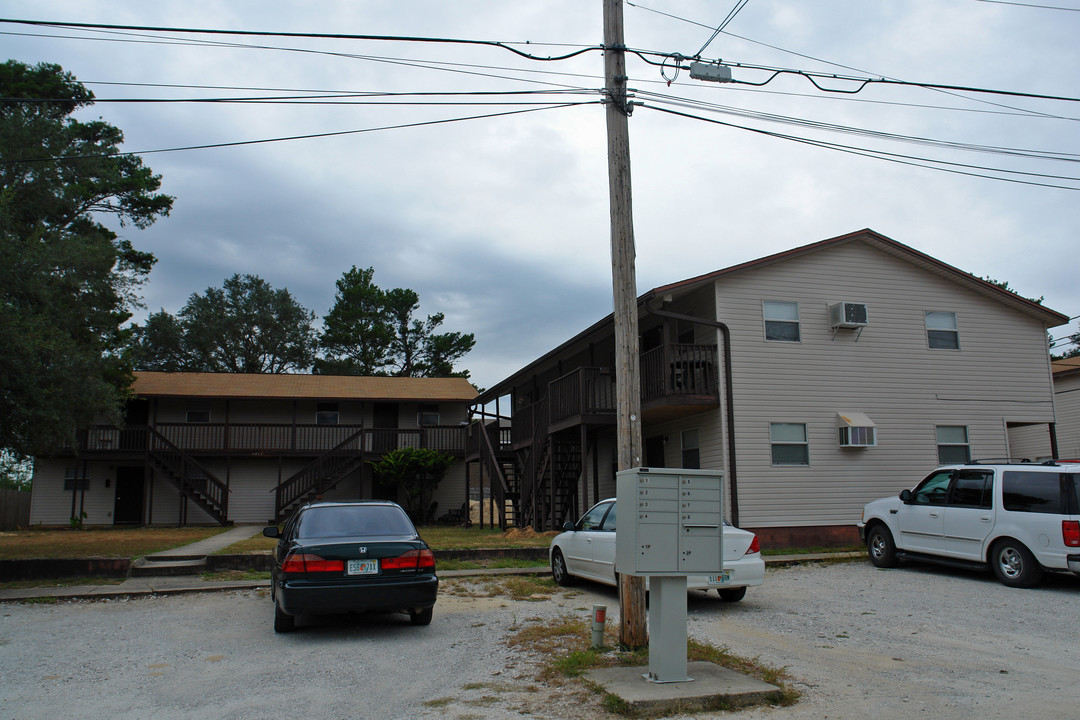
[[651, 228, 1067, 327], [132, 371, 477, 402], [477, 228, 1068, 403]]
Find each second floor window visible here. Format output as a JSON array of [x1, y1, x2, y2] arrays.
[[186, 403, 210, 424], [417, 404, 440, 426], [763, 301, 800, 342], [316, 403, 339, 425], [936, 425, 970, 464], [926, 311, 959, 350]]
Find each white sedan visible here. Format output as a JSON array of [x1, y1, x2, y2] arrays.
[[548, 498, 765, 601]]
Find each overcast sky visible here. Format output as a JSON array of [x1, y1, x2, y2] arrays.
[[4, 1, 1078, 389]]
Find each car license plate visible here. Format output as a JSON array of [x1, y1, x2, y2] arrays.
[[706, 570, 731, 586], [347, 559, 378, 575]]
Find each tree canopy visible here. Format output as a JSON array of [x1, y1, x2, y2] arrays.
[[135, 274, 317, 373], [317, 266, 475, 378], [0, 60, 172, 456]]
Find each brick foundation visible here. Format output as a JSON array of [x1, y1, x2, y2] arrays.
[[744, 525, 862, 550]]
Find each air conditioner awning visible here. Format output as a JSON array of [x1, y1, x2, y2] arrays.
[[837, 412, 875, 427]]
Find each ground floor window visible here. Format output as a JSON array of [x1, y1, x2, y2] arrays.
[[936, 425, 971, 463], [770, 423, 809, 465], [681, 429, 700, 469]]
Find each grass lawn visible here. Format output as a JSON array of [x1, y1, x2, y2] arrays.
[[0, 527, 228, 560], [0, 525, 557, 560]]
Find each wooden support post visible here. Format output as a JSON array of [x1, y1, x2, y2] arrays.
[[603, 0, 647, 649]]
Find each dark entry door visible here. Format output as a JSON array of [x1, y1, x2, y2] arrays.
[[371, 403, 399, 501], [645, 436, 665, 468], [114, 467, 145, 524]]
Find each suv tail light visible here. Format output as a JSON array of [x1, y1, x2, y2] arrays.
[[281, 553, 345, 574], [1063, 520, 1080, 548], [745, 536, 760, 555], [381, 549, 436, 572]]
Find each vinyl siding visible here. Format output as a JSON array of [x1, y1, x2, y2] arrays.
[[1054, 373, 1080, 459], [711, 241, 1055, 528]]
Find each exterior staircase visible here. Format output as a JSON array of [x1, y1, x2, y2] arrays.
[[147, 428, 230, 525], [271, 428, 366, 522]]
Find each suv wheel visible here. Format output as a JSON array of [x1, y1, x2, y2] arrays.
[[990, 539, 1043, 588], [867, 525, 898, 568]]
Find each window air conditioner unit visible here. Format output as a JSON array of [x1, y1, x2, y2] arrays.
[[839, 425, 876, 447], [829, 302, 869, 329]]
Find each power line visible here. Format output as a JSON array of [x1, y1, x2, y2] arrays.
[[0, 18, 603, 62], [0, 102, 597, 163], [641, 102, 1080, 191], [974, 0, 1080, 10]]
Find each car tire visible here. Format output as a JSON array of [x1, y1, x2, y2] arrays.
[[551, 548, 576, 586], [867, 525, 898, 568], [409, 607, 434, 626], [717, 586, 747, 602], [273, 603, 295, 633], [990, 539, 1043, 588]]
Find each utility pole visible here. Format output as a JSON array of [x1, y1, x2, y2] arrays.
[[603, 0, 647, 649]]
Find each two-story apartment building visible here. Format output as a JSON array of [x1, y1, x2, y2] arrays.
[[31, 372, 477, 526], [468, 229, 1069, 546]]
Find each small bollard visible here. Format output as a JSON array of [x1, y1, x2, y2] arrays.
[[591, 604, 607, 648]]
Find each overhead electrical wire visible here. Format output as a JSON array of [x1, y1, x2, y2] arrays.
[[974, 0, 1080, 10], [0, 18, 603, 62], [641, 103, 1080, 191], [0, 102, 597, 165]]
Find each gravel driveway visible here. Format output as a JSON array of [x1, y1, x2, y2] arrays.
[[1, 561, 1077, 719]]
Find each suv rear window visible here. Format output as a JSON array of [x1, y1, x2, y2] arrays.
[[1001, 471, 1078, 514]]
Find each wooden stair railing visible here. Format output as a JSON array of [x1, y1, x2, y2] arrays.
[[272, 427, 366, 522], [147, 428, 230, 525]]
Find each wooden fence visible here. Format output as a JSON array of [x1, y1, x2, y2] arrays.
[[0, 488, 31, 530]]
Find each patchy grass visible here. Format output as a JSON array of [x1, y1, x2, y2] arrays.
[[419, 526, 557, 550], [200, 569, 271, 582], [0, 576, 124, 590], [0, 527, 227, 560], [507, 615, 800, 716], [217, 524, 557, 556], [760, 544, 863, 556], [437, 557, 548, 571]]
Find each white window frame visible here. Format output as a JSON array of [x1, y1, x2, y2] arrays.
[[936, 425, 971, 464], [770, 422, 809, 465], [186, 402, 210, 424], [417, 404, 440, 426], [926, 311, 960, 350], [763, 300, 801, 343], [316, 402, 340, 425]]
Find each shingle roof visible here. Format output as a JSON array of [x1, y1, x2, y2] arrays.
[[1052, 357, 1080, 378], [132, 371, 478, 402]]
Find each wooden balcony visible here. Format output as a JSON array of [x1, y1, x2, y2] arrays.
[[76, 423, 468, 458], [506, 343, 720, 445]]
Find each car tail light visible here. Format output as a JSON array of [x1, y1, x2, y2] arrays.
[[745, 536, 760, 555], [381, 549, 436, 572], [281, 553, 345, 574], [1064, 520, 1080, 548]]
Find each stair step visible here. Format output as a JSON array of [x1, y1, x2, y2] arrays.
[[130, 556, 207, 577]]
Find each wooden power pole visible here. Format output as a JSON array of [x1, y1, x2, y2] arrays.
[[603, 0, 647, 648]]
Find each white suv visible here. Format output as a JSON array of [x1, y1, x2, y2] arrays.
[[858, 461, 1080, 587]]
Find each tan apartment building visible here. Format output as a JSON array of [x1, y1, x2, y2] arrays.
[[468, 229, 1069, 546]]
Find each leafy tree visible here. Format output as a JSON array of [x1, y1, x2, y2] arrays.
[[0, 60, 172, 456], [318, 266, 475, 378], [316, 266, 392, 375], [0, 451, 32, 491], [135, 274, 317, 373], [369, 447, 454, 522]]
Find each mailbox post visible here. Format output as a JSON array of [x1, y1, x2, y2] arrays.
[[616, 467, 724, 683]]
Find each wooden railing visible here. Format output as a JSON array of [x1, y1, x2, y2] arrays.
[[78, 424, 468, 456], [640, 343, 718, 404], [548, 367, 616, 425]]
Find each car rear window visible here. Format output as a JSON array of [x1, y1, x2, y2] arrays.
[[296, 505, 417, 539], [1001, 471, 1072, 514]]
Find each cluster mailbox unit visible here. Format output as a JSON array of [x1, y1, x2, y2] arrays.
[[616, 467, 724, 683]]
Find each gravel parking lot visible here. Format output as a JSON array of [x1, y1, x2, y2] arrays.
[[1, 560, 1077, 719]]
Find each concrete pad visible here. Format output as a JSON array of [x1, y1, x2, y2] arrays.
[[584, 661, 783, 715]]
